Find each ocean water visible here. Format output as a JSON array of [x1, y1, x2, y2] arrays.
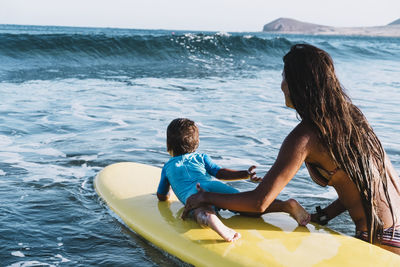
[[0, 24, 400, 266]]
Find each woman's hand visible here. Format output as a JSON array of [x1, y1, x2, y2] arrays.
[[182, 183, 206, 219], [310, 206, 329, 225], [310, 213, 318, 223], [248, 165, 262, 182], [310, 200, 346, 226]]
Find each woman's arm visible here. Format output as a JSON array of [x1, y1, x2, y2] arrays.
[[311, 199, 347, 225], [183, 123, 312, 217]]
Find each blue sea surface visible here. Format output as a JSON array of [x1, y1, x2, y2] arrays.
[[0, 24, 400, 266]]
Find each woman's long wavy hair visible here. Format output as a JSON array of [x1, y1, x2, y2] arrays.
[[283, 44, 395, 243]]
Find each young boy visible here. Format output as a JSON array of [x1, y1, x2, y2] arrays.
[[157, 118, 310, 242]]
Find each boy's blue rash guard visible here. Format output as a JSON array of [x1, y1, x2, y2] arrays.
[[157, 152, 239, 204]]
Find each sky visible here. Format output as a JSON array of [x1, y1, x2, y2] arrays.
[[1, 0, 399, 32]]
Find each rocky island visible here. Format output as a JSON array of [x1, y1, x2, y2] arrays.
[[263, 18, 400, 37]]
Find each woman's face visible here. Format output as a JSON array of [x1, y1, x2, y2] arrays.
[[281, 71, 294, 109]]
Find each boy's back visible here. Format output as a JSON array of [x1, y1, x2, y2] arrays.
[[158, 152, 225, 204]]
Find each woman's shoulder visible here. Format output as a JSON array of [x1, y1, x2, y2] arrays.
[[288, 121, 318, 141], [280, 121, 322, 157]]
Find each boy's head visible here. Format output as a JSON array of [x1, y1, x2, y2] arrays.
[[167, 118, 199, 157]]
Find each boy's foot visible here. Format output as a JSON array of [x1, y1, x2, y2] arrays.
[[220, 227, 241, 242], [205, 212, 241, 242], [286, 199, 311, 226]]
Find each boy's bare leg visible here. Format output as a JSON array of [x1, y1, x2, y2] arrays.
[[193, 206, 241, 242], [266, 199, 311, 226]]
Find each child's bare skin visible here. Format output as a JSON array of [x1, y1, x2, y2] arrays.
[[194, 206, 241, 242]]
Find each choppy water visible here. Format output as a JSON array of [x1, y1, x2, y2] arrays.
[[1, 24, 400, 266]]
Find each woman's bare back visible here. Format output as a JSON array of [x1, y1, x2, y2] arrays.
[[304, 123, 400, 254]]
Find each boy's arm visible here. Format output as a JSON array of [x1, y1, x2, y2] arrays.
[[157, 167, 171, 201], [216, 166, 262, 182], [157, 190, 171, 201], [203, 154, 261, 181]]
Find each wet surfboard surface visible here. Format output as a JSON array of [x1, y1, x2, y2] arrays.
[[94, 162, 400, 266]]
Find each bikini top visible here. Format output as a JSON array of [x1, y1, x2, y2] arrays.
[[305, 162, 340, 187]]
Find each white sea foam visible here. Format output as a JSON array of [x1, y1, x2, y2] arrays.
[[0, 141, 89, 183], [260, 138, 271, 146], [11, 251, 25, 257], [8, 261, 56, 267], [0, 152, 24, 164], [184, 33, 196, 39], [203, 35, 214, 40], [54, 254, 70, 263], [123, 148, 147, 152], [71, 102, 102, 122], [275, 114, 298, 127], [39, 116, 50, 124], [214, 156, 259, 168], [216, 31, 231, 37], [16, 161, 96, 183], [68, 154, 98, 162], [12, 146, 66, 158], [123, 148, 164, 156], [0, 141, 66, 159], [0, 135, 97, 182], [0, 135, 13, 146], [41, 133, 77, 145], [300, 187, 338, 200], [110, 116, 129, 127], [95, 126, 118, 133]]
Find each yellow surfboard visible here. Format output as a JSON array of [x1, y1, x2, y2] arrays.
[[94, 162, 400, 266]]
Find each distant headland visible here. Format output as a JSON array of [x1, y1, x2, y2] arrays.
[[262, 18, 400, 37]]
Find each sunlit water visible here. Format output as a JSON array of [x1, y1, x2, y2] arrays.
[[1, 25, 399, 266]]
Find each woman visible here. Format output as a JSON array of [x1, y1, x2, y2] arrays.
[[183, 44, 400, 255]]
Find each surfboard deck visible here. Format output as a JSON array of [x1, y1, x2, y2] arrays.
[[94, 162, 400, 266]]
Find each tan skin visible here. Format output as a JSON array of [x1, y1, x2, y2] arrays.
[[183, 78, 400, 255], [157, 166, 261, 201], [157, 150, 262, 201]]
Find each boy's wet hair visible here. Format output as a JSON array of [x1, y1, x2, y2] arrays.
[[167, 118, 199, 156]]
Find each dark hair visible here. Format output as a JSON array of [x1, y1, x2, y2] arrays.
[[167, 118, 199, 156], [283, 44, 394, 243]]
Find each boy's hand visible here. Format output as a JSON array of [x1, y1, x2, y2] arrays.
[[248, 165, 262, 182], [157, 192, 170, 201]]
